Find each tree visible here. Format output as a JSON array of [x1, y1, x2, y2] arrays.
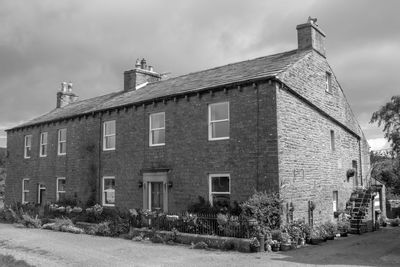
[[370, 95, 400, 153], [370, 96, 400, 196]]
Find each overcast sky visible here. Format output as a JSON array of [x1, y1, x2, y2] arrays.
[[0, 0, 399, 149]]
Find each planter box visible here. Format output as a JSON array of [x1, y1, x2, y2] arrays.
[[271, 245, 280, 252], [340, 232, 348, 237], [280, 244, 291, 251]]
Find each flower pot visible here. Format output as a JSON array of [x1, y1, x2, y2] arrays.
[[271, 244, 280, 252], [280, 244, 291, 251]]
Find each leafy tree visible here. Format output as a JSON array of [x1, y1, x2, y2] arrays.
[[370, 96, 400, 153], [370, 96, 400, 196]]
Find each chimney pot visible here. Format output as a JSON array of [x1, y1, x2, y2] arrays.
[[140, 58, 147, 69], [67, 82, 73, 92], [57, 81, 78, 108], [148, 66, 153, 72], [135, 58, 141, 68]]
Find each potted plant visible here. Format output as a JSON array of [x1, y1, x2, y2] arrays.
[[323, 221, 337, 240], [270, 240, 280, 252], [280, 232, 292, 251], [346, 168, 355, 178], [337, 220, 350, 237], [309, 228, 323, 245]]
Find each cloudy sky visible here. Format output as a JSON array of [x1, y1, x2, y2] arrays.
[[0, 0, 399, 149]]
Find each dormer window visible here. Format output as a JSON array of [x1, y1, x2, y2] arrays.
[[325, 72, 332, 93]]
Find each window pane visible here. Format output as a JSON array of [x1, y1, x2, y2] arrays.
[[151, 113, 165, 129], [104, 178, 115, 190], [23, 192, 29, 202], [105, 136, 116, 149], [211, 176, 229, 192], [60, 142, 66, 154], [152, 129, 165, 145], [23, 180, 29, 190], [41, 133, 48, 144], [59, 129, 67, 141], [211, 121, 229, 138], [25, 136, 32, 146], [210, 103, 229, 121], [26, 147, 31, 158], [41, 144, 47, 156], [58, 179, 66, 191], [58, 192, 66, 202], [105, 121, 115, 135]]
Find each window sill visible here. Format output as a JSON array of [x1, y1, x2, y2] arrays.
[[103, 148, 116, 152], [57, 153, 66, 156], [102, 204, 115, 207], [149, 143, 165, 147], [208, 137, 230, 141]]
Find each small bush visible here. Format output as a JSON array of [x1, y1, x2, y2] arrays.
[[52, 217, 74, 231], [192, 241, 208, 249], [390, 218, 400, 227], [150, 234, 164, 244], [21, 214, 41, 228]]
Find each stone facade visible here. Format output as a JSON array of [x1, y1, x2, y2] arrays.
[[5, 19, 372, 225]]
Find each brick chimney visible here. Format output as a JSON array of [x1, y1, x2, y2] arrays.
[[296, 17, 326, 57], [56, 82, 78, 108], [124, 58, 162, 91]]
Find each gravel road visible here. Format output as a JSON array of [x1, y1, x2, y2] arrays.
[[0, 223, 399, 266]]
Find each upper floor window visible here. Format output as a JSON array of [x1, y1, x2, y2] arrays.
[[102, 176, 115, 207], [325, 72, 332, 93], [209, 174, 230, 207], [330, 130, 335, 151], [208, 102, 229, 140], [22, 178, 29, 203], [103, 120, 116, 150], [40, 132, 48, 157], [24, 135, 32, 158], [58, 128, 67, 155], [56, 177, 66, 202], [149, 112, 165, 146]]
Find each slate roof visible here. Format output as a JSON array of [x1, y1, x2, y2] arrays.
[[11, 49, 309, 130]]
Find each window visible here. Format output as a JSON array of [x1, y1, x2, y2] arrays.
[[22, 178, 29, 203], [58, 128, 67, 155], [40, 132, 48, 157], [209, 102, 229, 140], [103, 121, 116, 150], [330, 130, 335, 151], [325, 72, 332, 93], [56, 178, 66, 202], [149, 112, 165, 146], [333, 191, 338, 212], [102, 176, 115, 206], [209, 174, 230, 207], [24, 135, 32, 158]]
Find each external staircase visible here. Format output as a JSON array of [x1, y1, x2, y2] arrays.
[[346, 188, 372, 234]]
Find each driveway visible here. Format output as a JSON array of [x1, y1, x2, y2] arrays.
[[0, 223, 399, 266]]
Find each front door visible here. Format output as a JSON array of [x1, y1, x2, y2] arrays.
[[150, 182, 163, 211], [143, 172, 168, 212]]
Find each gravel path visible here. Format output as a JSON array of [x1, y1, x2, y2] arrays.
[[0, 223, 399, 266]]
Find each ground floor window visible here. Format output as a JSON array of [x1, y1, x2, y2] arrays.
[[102, 176, 115, 206], [333, 190, 338, 212], [56, 178, 66, 202], [22, 178, 29, 203], [209, 174, 230, 207]]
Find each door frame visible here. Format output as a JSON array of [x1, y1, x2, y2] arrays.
[[143, 172, 168, 212], [37, 183, 46, 205]]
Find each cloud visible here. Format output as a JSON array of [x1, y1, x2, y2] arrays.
[[368, 138, 390, 151], [0, 0, 400, 144]]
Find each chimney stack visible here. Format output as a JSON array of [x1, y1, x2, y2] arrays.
[[57, 82, 78, 108], [296, 17, 326, 57], [124, 58, 162, 91]]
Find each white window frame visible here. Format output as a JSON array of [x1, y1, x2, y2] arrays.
[[56, 177, 66, 202], [325, 72, 332, 93], [39, 132, 48, 157], [22, 178, 29, 204], [209, 174, 231, 206], [208, 102, 230, 141], [102, 176, 116, 207], [24, 135, 32, 159], [333, 190, 338, 212], [330, 130, 335, 151], [149, 112, 165, 146], [57, 128, 67, 156], [103, 120, 116, 151]]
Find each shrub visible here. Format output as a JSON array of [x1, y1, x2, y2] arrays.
[[337, 220, 350, 233], [271, 229, 283, 242], [390, 218, 400, 227], [150, 234, 164, 243], [52, 217, 74, 231], [192, 241, 208, 249], [323, 221, 337, 236], [60, 225, 84, 234], [21, 214, 41, 228], [240, 191, 282, 230]]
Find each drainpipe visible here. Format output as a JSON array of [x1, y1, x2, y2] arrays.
[[358, 139, 363, 187], [98, 113, 102, 204], [256, 83, 260, 190]]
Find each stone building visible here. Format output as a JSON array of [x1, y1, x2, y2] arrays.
[[5, 19, 371, 224]]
